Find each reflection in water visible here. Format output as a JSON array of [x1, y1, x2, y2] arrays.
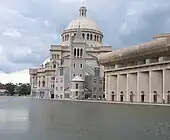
[[0, 109, 29, 133], [0, 97, 170, 140]]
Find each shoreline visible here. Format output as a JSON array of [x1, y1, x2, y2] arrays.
[[23, 96, 170, 107]]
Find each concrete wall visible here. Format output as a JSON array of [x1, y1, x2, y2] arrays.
[[127, 73, 137, 102], [151, 70, 163, 103], [117, 74, 127, 101], [138, 72, 149, 102]]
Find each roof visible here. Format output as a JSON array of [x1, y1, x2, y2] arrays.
[[72, 76, 84, 82], [98, 37, 170, 65], [66, 17, 101, 32]]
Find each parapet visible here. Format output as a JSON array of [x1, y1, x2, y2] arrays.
[[98, 37, 170, 65]]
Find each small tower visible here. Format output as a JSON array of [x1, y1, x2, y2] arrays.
[[79, 5, 87, 17], [70, 76, 84, 100]]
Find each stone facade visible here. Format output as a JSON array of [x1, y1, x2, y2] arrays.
[[98, 34, 170, 104], [29, 5, 112, 100]]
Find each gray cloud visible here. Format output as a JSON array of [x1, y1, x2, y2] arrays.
[[0, 0, 170, 73]]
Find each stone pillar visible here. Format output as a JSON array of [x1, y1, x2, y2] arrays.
[[137, 72, 140, 102], [149, 71, 152, 103], [105, 75, 109, 100], [107, 75, 112, 101], [126, 73, 129, 101], [116, 74, 119, 101]]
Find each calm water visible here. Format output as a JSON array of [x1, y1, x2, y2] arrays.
[[0, 97, 170, 140]]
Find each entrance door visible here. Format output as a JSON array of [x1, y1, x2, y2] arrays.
[[120, 95, 123, 102], [167, 94, 170, 104], [153, 95, 157, 103], [51, 94, 54, 99], [141, 95, 144, 103], [130, 94, 133, 102], [112, 95, 114, 101]]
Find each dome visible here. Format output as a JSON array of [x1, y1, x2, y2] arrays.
[[66, 17, 101, 32], [61, 5, 103, 47], [42, 57, 50, 66]]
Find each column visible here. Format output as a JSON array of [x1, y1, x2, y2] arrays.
[[105, 75, 109, 101]]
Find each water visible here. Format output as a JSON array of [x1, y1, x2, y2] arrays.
[[0, 97, 170, 140]]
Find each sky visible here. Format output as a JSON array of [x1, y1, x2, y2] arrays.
[[0, 0, 170, 83]]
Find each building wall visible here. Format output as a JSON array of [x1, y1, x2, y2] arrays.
[[105, 61, 170, 103]]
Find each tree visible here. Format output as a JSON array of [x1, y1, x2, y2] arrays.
[[17, 83, 31, 96], [5, 83, 16, 96]]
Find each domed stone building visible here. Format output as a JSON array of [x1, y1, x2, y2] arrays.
[[29, 5, 112, 100]]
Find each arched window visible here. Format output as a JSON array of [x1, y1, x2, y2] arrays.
[[94, 35, 96, 41], [53, 64, 56, 68], [120, 91, 123, 102], [90, 34, 93, 40], [167, 91, 170, 104], [80, 49, 83, 58], [67, 35, 69, 40], [97, 35, 99, 42], [153, 91, 157, 103], [42, 81, 45, 87], [74, 33, 76, 36], [74, 48, 76, 58], [141, 91, 144, 102], [80, 64, 83, 68], [39, 81, 41, 87], [65, 35, 67, 41], [62, 36, 64, 42], [73, 63, 76, 68], [111, 92, 114, 101], [87, 34, 89, 40], [130, 91, 133, 102], [100, 36, 102, 43], [82, 33, 85, 39], [77, 48, 79, 58]]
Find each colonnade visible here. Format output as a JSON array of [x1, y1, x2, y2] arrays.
[[105, 69, 170, 103]]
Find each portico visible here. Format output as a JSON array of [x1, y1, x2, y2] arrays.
[[98, 34, 170, 104]]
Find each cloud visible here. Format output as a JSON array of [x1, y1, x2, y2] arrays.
[[0, 0, 170, 83], [0, 69, 29, 84]]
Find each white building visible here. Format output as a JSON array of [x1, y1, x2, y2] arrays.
[[98, 34, 170, 104], [29, 5, 112, 100]]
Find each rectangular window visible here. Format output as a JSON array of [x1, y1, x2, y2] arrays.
[[60, 68, 63, 76], [56, 87, 58, 91], [60, 78, 63, 83], [76, 84, 78, 89], [80, 64, 83, 69], [60, 87, 63, 91], [93, 79, 96, 83], [57, 54, 59, 59], [76, 91, 78, 96], [51, 77, 55, 80], [93, 87, 96, 92], [94, 68, 100, 77], [74, 63, 76, 68]]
